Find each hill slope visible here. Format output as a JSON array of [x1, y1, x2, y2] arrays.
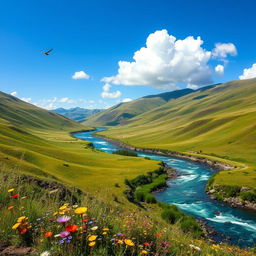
[[53, 107, 103, 122], [0, 92, 159, 195], [99, 78, 256, 189], [83, 88, 193, 126]]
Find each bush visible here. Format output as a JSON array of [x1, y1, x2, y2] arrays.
[[241, 191, 256, 202], [145, 194, 157, 203], [161, 207, 183, 224], [112, 150, 137, 157], [86, 142, 94, 149], [135, 191, 145, 202], [180, 216, 202, 236]]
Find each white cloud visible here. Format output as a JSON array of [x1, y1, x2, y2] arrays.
[[215, 64, 224, 75], [101, 83, 122, 98], [212, 43, 237, 59], [187, 84, 198, 89], [72, 71, 90, 80], [102, 29, 213, 89], [10, 91, 17, 96], [59, 97, 75, 104], [239, 63, 256, 80], [122, 98, 132, 103], [21, 97, 32, 103]]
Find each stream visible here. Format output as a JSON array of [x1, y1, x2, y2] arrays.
[[74, 128, 256, 248]]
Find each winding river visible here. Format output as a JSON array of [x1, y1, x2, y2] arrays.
[[74, 128, 256, 248]]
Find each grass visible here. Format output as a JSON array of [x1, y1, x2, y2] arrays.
[[99, 78, 256, 192], [0, 169, 255, 256]]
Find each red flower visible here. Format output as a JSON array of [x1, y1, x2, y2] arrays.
[[44, 232, 53, 238], [11, 194, 19, 199], [82, 218, 88, 222], [144, 242, 150, 246], [65, 224, 78, 232], [20, 228, 27, 235]]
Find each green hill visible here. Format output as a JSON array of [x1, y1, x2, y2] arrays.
[[83, 88, 193, 126], [99, 78, 256, 189], [0, 92, 159, 194]]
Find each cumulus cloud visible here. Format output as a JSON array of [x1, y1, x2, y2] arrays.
[[102, 29, 213, 89], [21, 97, 32, 103], [10, 91, 17, 96], [215, 64, 224, 75], [122, 98, 132, 103], [239, 63, 256, 80], [101, 83, 122, 98], [72, 71, 90, 80], [212, 43, 237, 59], [59, 97, 75, 104]]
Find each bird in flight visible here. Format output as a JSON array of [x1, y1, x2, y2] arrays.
[[44, 49, 53, 55]]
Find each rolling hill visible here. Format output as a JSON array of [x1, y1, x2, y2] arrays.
[[53, 107, 103, 122], [99, 78, 256, 189], [83, 88, 193, 126], [0, 92, 159, 195]]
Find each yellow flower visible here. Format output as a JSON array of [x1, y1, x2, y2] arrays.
[[88, 235, 97, 241], [17, 216, 27, 223], [12, 223, 21, 230], [102, 228, 109, 231], [124, 239, 134, 246], [74, 207, 87, 214], [89, 241, 96, 247], [91, 226, 98, 231], [117, 240, 123, 244], [59, 205, 67, 211], [8, 188, 14, 193], [141, 250, 148, 255], [102, 232, 107, 235]]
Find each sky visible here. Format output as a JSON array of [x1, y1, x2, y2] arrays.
[[0, 0, 256, 109]]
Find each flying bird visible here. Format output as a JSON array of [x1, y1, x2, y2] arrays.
[[44, 49, 53, 55]]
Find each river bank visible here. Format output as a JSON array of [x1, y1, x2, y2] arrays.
[[94, 133, 256, 212]]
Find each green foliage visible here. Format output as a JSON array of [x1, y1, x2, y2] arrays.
[[241, 190, 256, 202], [180, 216, 203, 236], [112, 149, 138, 157]]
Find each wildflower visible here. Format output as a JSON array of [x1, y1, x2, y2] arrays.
[[21, 196, 27, 199], [8, 188, 14, 193], [189, 244, 201, 251], [40, 251, 50, 256], [102, 228, 109, 231], [17, 216, 27, 223], [65, 225, 78, 232], [74, 207, 87, 214], [88, 235, 97, 241], [57, 216, 71, 223], [144, 242, 150, 246], [60, 231, 70, 238], [102, 232, 107, 235], [20, 228, 27, 235], [89, 241, 96, 247], [82, 218, 88, 222], [44, 232, 53, 238], [91, 226, 98, 231], [141, 250, 148, 255], [8, 206, 14, 210], [12, 223, 21, 230], [11, 194, 19, 199], [124, 239, 134, 246], [59, 204, 68, 210]]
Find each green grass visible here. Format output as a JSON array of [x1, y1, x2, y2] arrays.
[[99, 78, 256, 190]]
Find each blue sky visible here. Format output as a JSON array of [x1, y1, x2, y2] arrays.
[[0, 0, 256, 109]]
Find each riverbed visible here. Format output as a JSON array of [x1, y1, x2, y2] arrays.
[[74, 129, 256, 248]]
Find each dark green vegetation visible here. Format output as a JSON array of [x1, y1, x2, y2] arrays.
[[99, 78, 256, 203], [53, 107, 103, 122], [112, 149, 138, 157], [83, 88, 193, 126]]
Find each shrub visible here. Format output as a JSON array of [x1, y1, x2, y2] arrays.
[[161, 207, 183, 224], [241, 191, 256, 202], [145, 194, 157, 203], [180, 216, 202, 236], [112, 150, 137, 157]]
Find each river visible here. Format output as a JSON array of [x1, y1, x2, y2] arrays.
[[74, 128, 256, 248]]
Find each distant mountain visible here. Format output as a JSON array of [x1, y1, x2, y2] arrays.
[[83, 88, 193, 126], [53, 107, 103, 122]]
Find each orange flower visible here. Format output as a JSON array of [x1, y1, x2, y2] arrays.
[[8, 206, 14, 210], [44, 232, 53, 238], [65, 225, 78, 232]]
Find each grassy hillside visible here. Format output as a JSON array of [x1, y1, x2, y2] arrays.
[[99, 78, 256, 189], [53, 107, 103, 122], [84, 88, 193, 126], [0, 92, 159, 198]]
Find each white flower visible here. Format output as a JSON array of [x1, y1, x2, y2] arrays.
[[189, 244, 201, 251], [40, 251, 50, 256]]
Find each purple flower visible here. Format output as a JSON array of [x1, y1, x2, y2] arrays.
[[59, 240, 64, 244], [68, 236, 72, 240], [60, 231, 70, 238], [117, 233, 122, 236], [57, 216, 71, 223]]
